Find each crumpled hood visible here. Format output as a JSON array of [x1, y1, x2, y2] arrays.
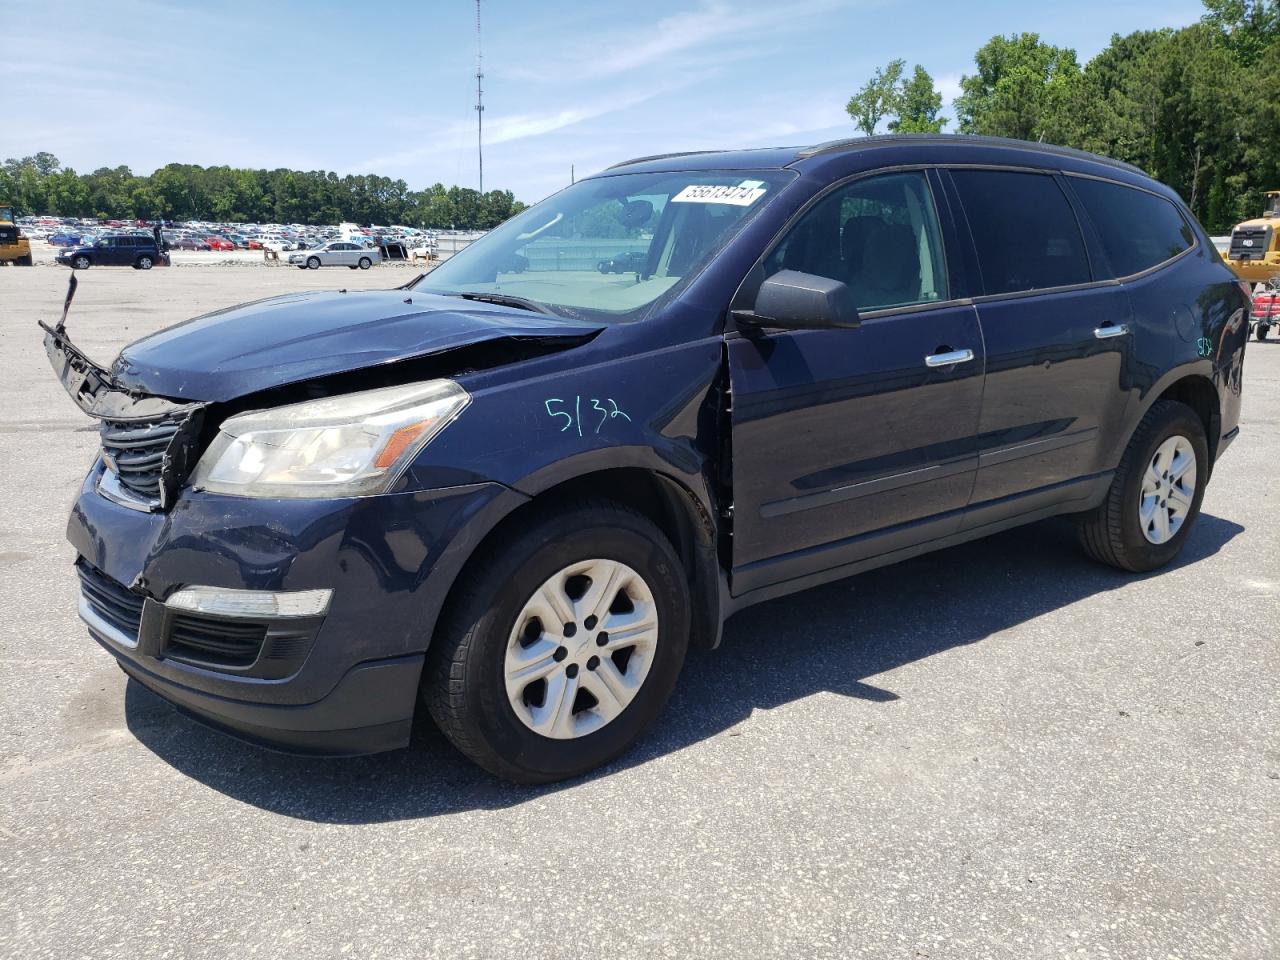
[[109, 289, 602, 402]]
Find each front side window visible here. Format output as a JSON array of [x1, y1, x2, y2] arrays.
[[413, 169, 794, 322], [950, 169, 1090, 295], [763, 170, 948, 312], [1069, 177, 1193, 278]]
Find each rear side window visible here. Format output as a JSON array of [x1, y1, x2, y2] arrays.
[[1069, 177, 1194, 277], [950, 170, 1090, 295]]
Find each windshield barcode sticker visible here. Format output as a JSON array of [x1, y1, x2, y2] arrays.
[[672, 183, 767, 206]]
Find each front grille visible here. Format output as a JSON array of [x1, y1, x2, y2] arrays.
[[99, 418, 182, 502], [166, 614, 267, 669], [1229, 226, 1271, 261], [77, 561, 144, 640]]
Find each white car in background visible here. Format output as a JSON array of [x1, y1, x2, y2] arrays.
[[287, 240, 381, 270]]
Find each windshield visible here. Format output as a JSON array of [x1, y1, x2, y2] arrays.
[[1268, 194, 1280, 217], [0, 207, 12, 223], [412, 169, 793, 321]]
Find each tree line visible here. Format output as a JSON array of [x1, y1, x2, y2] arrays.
[[845, 0, 1280, 233], [0, 153, 527, 229]]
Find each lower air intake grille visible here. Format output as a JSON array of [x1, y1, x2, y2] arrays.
[[77, 561, 144, 640], [166, 614, 267, 669]]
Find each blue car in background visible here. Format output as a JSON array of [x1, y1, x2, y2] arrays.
[[42, 134, 1249, 783], [48, 231, 83, 247]]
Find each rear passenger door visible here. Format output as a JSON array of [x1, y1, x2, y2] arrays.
[[108, 237, 132, 266], [943, 168, 1134, 520]]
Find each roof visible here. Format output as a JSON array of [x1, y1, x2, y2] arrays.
[[604, 134, 1148, 179]]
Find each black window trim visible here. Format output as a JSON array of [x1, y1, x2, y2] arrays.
[[728, 163, 971, 334], [1059, 170, 1201, 283]]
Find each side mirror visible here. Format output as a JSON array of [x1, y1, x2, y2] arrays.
[[745, 269, 860, 330]]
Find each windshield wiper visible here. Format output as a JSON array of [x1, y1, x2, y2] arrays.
[[451, 291, 559, 316]]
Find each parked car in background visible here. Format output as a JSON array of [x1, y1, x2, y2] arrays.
[[205, 236, 235, 251], [288, 240, 381, 269], [57, 233, 169, 269], [169, 236, 211, 251], [48, 231, 83, 247], [597, 251, 648, 274]]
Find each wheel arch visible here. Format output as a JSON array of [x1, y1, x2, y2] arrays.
[[1148, 371, 1221, 469], [433, 467, 725, 656]]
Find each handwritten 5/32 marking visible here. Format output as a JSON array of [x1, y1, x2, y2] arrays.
[[545, 397, 632, 436]]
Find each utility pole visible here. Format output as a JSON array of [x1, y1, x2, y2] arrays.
[[475, 0, 484, 195]]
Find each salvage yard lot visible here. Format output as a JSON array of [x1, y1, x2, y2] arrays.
[[1, 264, 1277, 959]]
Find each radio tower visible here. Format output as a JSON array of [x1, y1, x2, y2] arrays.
[[475, 0, 484, 194]]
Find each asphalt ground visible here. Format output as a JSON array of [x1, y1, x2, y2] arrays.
[[1, 262, 1276, 959]]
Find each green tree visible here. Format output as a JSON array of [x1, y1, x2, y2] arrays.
[[888, 65, 947, 133], [954, 33, 1084, 141], [1202, 0, 1280, 63], [846, 59, 905, 135]]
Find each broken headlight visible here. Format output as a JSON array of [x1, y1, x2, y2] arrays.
[[190, 380, 469, 498]]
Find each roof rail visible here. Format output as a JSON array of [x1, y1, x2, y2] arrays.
[[606, 150, 721, 170], [795, 133, 1147, 176]]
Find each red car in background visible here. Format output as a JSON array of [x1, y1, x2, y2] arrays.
[[205, 236, 235, 251]]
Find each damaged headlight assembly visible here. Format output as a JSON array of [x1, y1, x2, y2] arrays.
[[190, 380, 470, 498]]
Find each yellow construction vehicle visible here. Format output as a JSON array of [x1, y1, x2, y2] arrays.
[[1223, 190, 1280, 284], [0, 203, 33, 266]]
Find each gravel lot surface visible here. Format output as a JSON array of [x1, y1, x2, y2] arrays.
[[1, 264, 1276, 959]]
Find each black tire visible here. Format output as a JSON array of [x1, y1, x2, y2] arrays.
[[73, 255, 91, 270], [1075, 399, 1208, 572], [17, 254, 32, 266], [307, 256, 320, 270], [1258, 324, 1270, 342], [424, 501, 690, 783], [136, 256, 153, 270], [358, 256, 372, 270]]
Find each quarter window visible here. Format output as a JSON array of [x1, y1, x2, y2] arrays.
[[950, 170, 1090, 295], [1069, 177, 1193, 278], [765, 171, 947, 312]]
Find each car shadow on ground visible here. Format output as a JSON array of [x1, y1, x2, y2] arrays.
[[125, 513, 1243, 823]]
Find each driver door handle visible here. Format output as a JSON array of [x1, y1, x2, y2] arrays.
[[925, 348, 975, 368], [1094, 323, 1130, 339]]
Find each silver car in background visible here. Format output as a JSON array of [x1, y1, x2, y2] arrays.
[[288, 240, 381, 270]]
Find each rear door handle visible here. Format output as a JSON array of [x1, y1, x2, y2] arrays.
[[1094, 323, 1130, 339], [924, 348, 975, 368]]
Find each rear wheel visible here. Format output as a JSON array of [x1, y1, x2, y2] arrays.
[[424, 501, 690, 783], [136, 256, 153, 270], [358, 256, 372, 269], [306, 256, 320, 270], [17, 254, 32, 266], [1258, 324, 1271, 342], [1075, 399, 1208, 572]]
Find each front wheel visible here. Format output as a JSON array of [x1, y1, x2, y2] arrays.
[[1258, 324, 1271, 342], [73, 255, 91, 270], [1075, 399, 1208, 572], [424, 501, 690, 783], [358, 257, 372, 269], [306, 256, 320, 270]]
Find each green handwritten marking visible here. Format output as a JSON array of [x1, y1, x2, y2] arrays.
[[544, 398, 572, 432], [1196, 337, 1213, 358], [543, 396, 632, 435]]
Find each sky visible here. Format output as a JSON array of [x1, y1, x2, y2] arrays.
[[6, 0, 1207, 204]]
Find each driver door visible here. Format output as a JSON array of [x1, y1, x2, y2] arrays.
[[727, 170, 986, 595]]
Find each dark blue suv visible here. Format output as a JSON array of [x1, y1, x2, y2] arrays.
[[43, 136, 1249, 782]]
